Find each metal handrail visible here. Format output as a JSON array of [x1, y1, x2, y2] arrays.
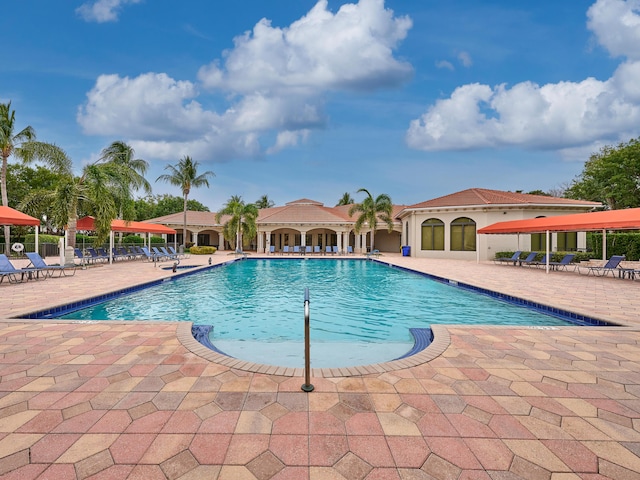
[[301, 287, 314, 392]]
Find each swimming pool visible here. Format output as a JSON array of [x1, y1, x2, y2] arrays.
[[54, 258, 583, 368]]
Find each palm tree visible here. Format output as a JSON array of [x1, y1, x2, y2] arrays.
[[336, 192, 355, 206], [0, 102, 36, 252], [20, 145, 148, 249], [255, 194, 275, 209], [100, 141, 151, 241], [216, 195, 259, 252], [0, 102, 61, 253], [348, 188, 394, 252], [156, 156, 215, 247]]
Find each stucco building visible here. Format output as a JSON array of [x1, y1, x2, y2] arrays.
[[146, 188, 601, 260]]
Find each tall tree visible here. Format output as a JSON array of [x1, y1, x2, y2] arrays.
[[0, 102, 36, 252], [255, 194, 275, 209], [565, 138, 640, 209], [216, 195, 259, 252], [20, 146, 148, 248], [100, 141, 151, 219], [348, 188, 394, 252], [133, 194, 209, 221], [336, 192, 355, 206], [156, 156, 215, 247]]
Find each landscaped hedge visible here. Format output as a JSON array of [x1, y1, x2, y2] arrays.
[[587, 232, 640, 261], [494, 251, 593, 263], [123, 235, 144, 244], [189, 246, 217, 255]]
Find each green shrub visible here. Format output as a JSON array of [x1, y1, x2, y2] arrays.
[[190, 246, 217, 255], [24, 233, 61, 245], [149, 235, 164, 244], [587, 232, 640, 261], [123, 235, 144, 244]]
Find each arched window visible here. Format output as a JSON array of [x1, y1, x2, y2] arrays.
[[451, 217, 476, 251], [421, 218, 444, 250]]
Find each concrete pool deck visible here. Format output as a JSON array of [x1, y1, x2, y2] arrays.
[[0, 253, 639, 478]]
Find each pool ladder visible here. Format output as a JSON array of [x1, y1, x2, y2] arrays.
[[301, 287, 314, 392]]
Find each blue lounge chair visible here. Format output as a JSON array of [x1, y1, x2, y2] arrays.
[[584, 255, 625, 277], [0, 254, 44, 282], [347, 246, 354, 255], [87, 247, 107, 263], [97, 248, 111, 261], [141, 247, 156, 261], [493, 251, 522, 265], [305, 246, 312, 255], [313, 246, 321, 254], [25, 252, 76, 277], [549, 254, 576, 271], [74, 248, 92, 265], [152, 246, 170, 260], [332, 246, 339, 255], [518, 252, 538, 266], [269, 245, 276, 254], [529, 254, 549, 268], [293, 246, 301, 255], [325, 246, 332, 255], [282, 246, 290, 255], [160, 246, 178, 259]]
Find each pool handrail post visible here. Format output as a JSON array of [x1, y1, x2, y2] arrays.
[[301, 287, 314, 392]]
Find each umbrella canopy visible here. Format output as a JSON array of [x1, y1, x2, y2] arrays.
[[477, 208, 640, 234], [76, 216, 176, 235], [0, 206, 40, 226]]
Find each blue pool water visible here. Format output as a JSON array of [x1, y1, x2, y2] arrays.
[[57, 259, 576, 368]]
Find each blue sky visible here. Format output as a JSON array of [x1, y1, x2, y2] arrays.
[[2, 0, 637, 209]]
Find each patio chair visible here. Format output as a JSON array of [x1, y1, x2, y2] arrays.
[[518, 252, 539, 266], [305, 246, 312, 255], [313, 246, 321, 254], [332, 246, 339, 255], [141, 247, 156, 261], [25, 252, 76, 277], [0, 253, 44, 283], [493, 251, 522, 265], [282, 246, 290, 255], [528, 254, 549, 268], [347, 246, 354, 255], [87, 247, 107, 263], [74, 248, 91, 265], [293, 246, 301, 255], [160, 246, 178, 259], [269, 245, 276, 254], [96, 248, 111, 261], [583, 255, 625, 277], [325, 246, 332, 255], [168, 246, 188, 258], [549, 254, 576, 271], [152, 247, 170, 260]]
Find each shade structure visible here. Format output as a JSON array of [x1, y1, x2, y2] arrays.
[[0, 206, 40, 226], [76, 216, 176, 235], [477, 208, 640, 235]]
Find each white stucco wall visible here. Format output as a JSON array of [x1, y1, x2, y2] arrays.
[[401, 207, 591, 261]]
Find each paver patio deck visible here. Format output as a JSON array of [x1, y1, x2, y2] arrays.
[[0, 253, 638, 479]]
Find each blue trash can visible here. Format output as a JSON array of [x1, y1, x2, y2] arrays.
[[402, 245, 411, 256]]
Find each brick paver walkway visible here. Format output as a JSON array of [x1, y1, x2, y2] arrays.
[[0, 253, 638, 479]]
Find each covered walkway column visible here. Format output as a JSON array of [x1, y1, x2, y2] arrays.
[[355, 233, 361, 253], [191, 232, 198, 247], [300, 230, 307, 247], [218, 232, 225, 251], [256, 230, 264, 253], [264, 231, 271, 253], [337, 231, 344, 254]]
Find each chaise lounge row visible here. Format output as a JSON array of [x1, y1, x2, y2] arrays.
[[494, 251, 632, 277], [272, 245, 354, 255], [0, 252, 75, 284]]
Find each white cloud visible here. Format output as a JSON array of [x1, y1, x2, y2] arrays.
[[457, 51, 472, 67], [78, 0, 412, 162], [587, 0, 640, 59], [407, 0, 640, 156], [435, 60, 454, 71], [76, 0, 142, 23], [198, 0, 413, 94]]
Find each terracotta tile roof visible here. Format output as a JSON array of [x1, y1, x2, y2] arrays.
[[285, 198, 324, 206], [258, 203, 353, 224], [405, 188, 601, 209], [145, 211, 227, 226]]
